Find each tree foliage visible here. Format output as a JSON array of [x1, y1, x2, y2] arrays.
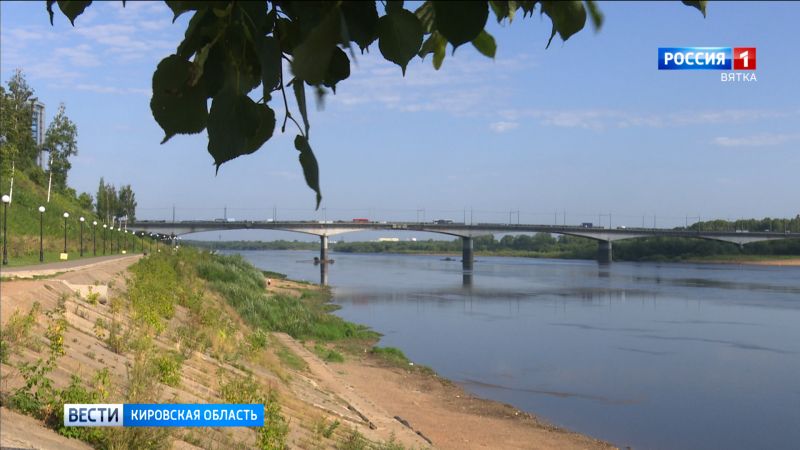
[[0, 70, 38, 177], [95, 177, 138, 223], [44, 103, 79, 190], [47, 1, 707, 206], [1, 70, 82, 194]]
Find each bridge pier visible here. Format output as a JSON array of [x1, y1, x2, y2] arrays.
[[320, 235, 329, 263], [597, 240, 612, 264], [462, 237, 474, 271]]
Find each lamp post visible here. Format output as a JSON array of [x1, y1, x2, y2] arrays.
[[156, 234, 160, 252], [38, 206, 45, 262], [116, 228, 120, 253], [2, 194, 11, 265], [79, 216, 85, 257], [124, 230, 128, 253], [92, 221, 97, 256], [103, 224, 107, 255], [62, 212, 69, 254], [149, 234, 153, 253]]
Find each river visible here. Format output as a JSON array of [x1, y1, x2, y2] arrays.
[[231, 250, 800, 450]]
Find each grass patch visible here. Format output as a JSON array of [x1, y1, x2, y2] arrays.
[[0, 302, 41, 363], [153, 351, 183, 387], [370, 347, 411, 367], [261, 270, 287, 279], [275, 342, 308, 372], [313, 343, 345, 363], [195, 252, 378, 342], [219, 374, 289, 449], [370, 347, 437, 377]]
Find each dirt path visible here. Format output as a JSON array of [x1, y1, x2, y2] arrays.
[[1, 254, 142, 279]]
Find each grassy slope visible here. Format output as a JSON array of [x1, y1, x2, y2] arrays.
[[1, 172, 144, 265], [2, 247, 414, 449]]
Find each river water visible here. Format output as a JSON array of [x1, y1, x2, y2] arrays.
[[233, 250, 800, 450]]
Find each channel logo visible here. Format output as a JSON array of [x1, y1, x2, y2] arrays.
[[658, 47, 756, 70], [64, 403, 265, 427]]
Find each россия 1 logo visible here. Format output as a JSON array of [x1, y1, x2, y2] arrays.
[[658, 47, 757, 82]]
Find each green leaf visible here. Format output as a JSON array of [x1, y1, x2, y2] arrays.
[[681, 0, 707, 17], [433, 1, 489, 49], [519, 0, 537, 17], [324, 48, 351, 92], [585, 1, 604, 30], [471, 30, 496, 58], [201, 29, 261, 97], [56, 0, 92, 26], [294, 135, 322, 209], [291, 7, 341, 85], [46, 1, 56, 25], [150, 55, 208, 144], [176, 9, 218, 59], [165, 1, 226, 22], [341, 1, 379, 51], [292, 79, 310, 137], [419, 31, 447, 70], [378, 8, 424, 75], [207, 88, 275, 169], [385, 0, 405, 15], [541, 1, 586, 48], [489, 1, 510, 23], [414, 1, 436, 33], [257, 36, 282, 98], [244, 103, 276, 154], [237, 1, 271, 35]]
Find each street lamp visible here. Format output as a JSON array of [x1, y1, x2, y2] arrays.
[[124, 229, 128, 253], [38, 206, 45, 262], [62, 212, 69, 254], [2, 194, 10, 265], [79, 216, 85, 257], [116, 228, 120, 253], [103, 224, 107, 255], [92, 220, 97, 256]]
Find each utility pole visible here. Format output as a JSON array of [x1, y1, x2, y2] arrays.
[[172, 205, 176, 223]]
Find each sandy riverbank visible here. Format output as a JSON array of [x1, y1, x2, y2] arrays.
[[1, 256, 613, 449]]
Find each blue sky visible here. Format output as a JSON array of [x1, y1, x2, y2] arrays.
[[2, 1, 798, 234]]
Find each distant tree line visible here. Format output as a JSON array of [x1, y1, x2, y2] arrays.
[[96, 178, 137, 224], [185, 240, 318, 251]]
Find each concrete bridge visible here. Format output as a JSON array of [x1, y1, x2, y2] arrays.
[[131, 220, 799, 270]]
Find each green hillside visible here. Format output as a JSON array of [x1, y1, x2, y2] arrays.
[[1, 171, 147, 266]]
